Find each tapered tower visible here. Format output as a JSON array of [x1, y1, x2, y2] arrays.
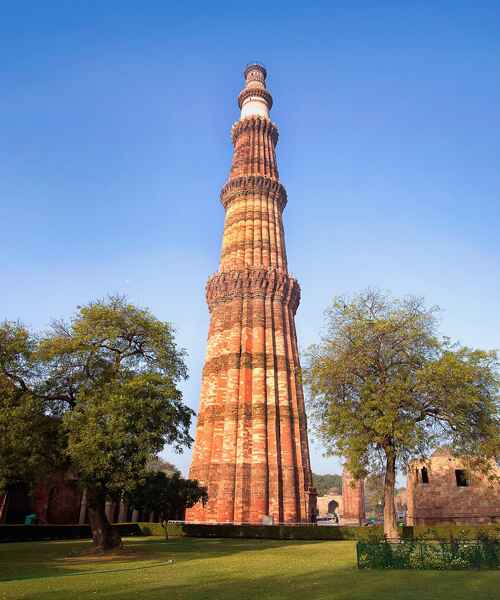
[[186, 64, 316, 524]]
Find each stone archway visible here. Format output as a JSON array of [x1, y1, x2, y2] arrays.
[[327, 499, 339, 518]]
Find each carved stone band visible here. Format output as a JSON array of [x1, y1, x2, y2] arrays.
[[220, 175, 287, 211], [238, 88, 273, 111], [231, 116, 279, 146], [206, 268, 301, 313]]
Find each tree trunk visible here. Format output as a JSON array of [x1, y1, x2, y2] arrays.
[[118, 500, 128, 522], [86, 488, 122, 552], [0, 491, 8, 524], [78, 489, 88, 524], [383, 450, 399, 540], [161, 516, 169, 540]]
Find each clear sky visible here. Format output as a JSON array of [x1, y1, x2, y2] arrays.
[[2, 2, 499, 477]]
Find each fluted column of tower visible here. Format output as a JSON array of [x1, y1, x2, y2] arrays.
[[186, 64, 316, 524]]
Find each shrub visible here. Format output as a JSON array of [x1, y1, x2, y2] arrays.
[[138, 522, 167, 537], [413, 523, 500, 541], [357, 537, 500, 570], [150, 523, 413, 541], [0, 523, 141, 543]]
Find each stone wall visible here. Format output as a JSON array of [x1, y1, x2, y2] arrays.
[[316, 471, 366, 523], [0, 474, 83, 524], [407, 450, 500, 525], [33, 472, 82, 524], [316, 494, 342, 518], [341, 469, 366, 524]]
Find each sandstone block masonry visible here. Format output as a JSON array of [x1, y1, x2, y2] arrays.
[[407, 449, 500, 525], [341, 468, 366, 525], [186, 64, 317, 523]]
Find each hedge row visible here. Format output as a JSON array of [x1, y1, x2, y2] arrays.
[[413, 523, 500, 541], [141, 522, 500, 541], [139, 522, 168, 537], [357, 538, 500, 570], [2, 521, 498, 543], [156, 522, 409, 541], [0, 523, 141, 543]]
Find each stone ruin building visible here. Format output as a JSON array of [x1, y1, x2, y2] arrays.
[[1, 473, 82, 525], [0, 473, 158, 525], [407, 449, 500, 526], [341, 468, 366, 524], [316, 467, 366, 524]]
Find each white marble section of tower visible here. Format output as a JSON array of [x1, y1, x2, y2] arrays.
[[239, 64, 272, 120]]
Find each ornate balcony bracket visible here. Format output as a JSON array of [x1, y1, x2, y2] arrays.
[[206, 268, 300, 314], [220, 175, 287, 211]]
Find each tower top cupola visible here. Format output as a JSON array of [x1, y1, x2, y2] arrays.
[[238, 62, 273, 120]]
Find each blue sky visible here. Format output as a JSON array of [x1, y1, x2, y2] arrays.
[[1, 2, 499, 477]]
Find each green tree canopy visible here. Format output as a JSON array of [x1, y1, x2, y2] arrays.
[[147, 457, 180, 477], [0, 297, 193, 550], [0, 322, 64, 505], [125, 470, 207, 526], [306, 290, 499, 538], [364, 472, 385, 517], [312, 473, 343, 496]]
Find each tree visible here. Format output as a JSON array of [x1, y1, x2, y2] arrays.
[[147, 457, 180, 478], [125, 470, 207, 528], [364, 472, 384, 518], [312, 473, 343, 496], [305, 290, 499, 539], [0, 322, 64, 521], [0, 297, 193, 551], [364, 471, 406, 520]]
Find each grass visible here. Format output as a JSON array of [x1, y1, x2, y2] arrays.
[[0, 537, 499, 600]]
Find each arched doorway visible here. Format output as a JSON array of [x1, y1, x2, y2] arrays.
[[327, 499, 339, 520]]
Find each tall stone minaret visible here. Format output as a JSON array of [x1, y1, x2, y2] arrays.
[[186, 64, 316, 524]]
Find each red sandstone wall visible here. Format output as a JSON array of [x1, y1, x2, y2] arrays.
[[407, 452, 500, 526], [341, 469, 365, 524], [0, 475, 82, 524], [34, 472, 82, 524]]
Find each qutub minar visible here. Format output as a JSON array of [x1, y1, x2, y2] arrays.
[[186, 64, 317, 524]]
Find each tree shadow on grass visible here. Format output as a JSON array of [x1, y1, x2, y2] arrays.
[[0, 537, 319, 583], [141, 568, 500, 600], [15, 563, 500, 600], [3, 539, 499, 600]]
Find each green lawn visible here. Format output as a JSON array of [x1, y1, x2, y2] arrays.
[[0, 537, 499, 600]]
